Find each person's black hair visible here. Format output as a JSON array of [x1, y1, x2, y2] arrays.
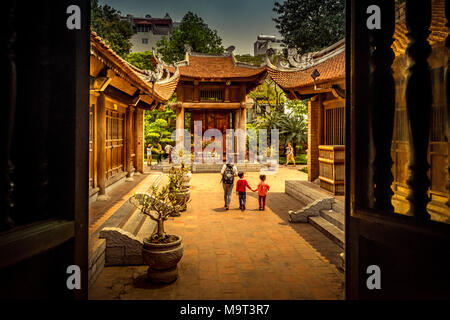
[[238, 171, 244, 178], [260, 174, 266, 181]]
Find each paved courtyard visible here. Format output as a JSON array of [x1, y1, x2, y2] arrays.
[[89, 166, 344, 300]]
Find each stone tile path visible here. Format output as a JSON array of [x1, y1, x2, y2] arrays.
[[89, 167, 344, 300]]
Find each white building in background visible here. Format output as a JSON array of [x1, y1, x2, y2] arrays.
[[253, 35, 284, 56], [122, 13, 180, 52]]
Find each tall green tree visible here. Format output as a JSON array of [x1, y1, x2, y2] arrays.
[[278, 112, 308, 151], [273, 0, 345, 54], [126, 51, 154, 70], [249, 79, 286, 111], [91, 0, 133, 57], [157, 12, 224, 63]]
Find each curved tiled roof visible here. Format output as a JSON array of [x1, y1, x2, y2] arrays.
[[175, 53, 267, 80], [90, 31, 179, 103], [267, 50, 345, 90]]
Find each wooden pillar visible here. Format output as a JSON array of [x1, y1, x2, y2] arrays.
[[97, 93, 107, 196], [193, 80, 199, 102], [238, 106, 247, 161], [308, 97, 320, 181], [176, 104, 185, 144], [233, 110, 239, 155], [224, 81, 230, 102], [135, 108, 144, 174], [125, 106, 134, 181]]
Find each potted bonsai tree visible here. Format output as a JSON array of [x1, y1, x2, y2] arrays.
[[168, 164, 191, 213], [130, 185, 184, 283]]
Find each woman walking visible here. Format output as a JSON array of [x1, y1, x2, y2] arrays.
[[285, 142, 296, 167]]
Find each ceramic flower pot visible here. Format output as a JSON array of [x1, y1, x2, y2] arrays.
[[142, 235, 183, 283]]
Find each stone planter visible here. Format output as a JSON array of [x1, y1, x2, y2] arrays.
[[142, 235, 183, 283], [172, 188, 190, 212], [182, 172, 192, 188]]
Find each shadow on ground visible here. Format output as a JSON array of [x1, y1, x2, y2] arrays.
[[247, 192, 343, 271]]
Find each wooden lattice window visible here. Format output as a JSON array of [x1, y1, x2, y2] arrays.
[[200, 87, 224, 102], [324, 106, 345, 145]]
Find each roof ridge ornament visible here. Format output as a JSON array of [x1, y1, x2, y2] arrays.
[[226, 46, 235, 55], [184, 44, 193, 54], [287, 48, 317, 69]]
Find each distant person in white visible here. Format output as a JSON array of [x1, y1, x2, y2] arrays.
[[164, 143, 173, 163]]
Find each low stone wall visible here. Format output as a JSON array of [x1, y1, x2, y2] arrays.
[[100, 227, 144, 266], [150, 162, 262, 173], [193, 163, 261, 173]]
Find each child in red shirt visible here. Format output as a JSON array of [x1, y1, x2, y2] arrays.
[[236, 171, 255, 211], [255, 174, 270, 210]]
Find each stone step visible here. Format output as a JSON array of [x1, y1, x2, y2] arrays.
[[136, 216, 157, 242], [285, 180, 331, 206], [288, 197, 334, 222], [319, 209, 344, 231], [88, 238, 106, 288], [122, 208, 147, 236], [308, 216, 344, 249], [89, 173, 163, 276], [332, 200, 344, 214]]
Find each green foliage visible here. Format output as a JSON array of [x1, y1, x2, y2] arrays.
[[278, 112, 308, 151], [273, 0, 345, 54], [234, 54, 265, 66], [145, 109, 176, 146], [157, 12, 224, 63], [285, 99, 308, 119], [125, 51, 154, 70], [249, 79, 286, 109], [253, 107, 308, 153], [91, 0, 133, 57], [279, 154, 307, 165]]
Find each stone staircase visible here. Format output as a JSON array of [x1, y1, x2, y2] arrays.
[[88, 173, 164, 287], [309, 203, 344, 248], [286, 180, 345, 249]]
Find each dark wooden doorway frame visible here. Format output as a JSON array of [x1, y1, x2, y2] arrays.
[[345, 0, 450, 299]]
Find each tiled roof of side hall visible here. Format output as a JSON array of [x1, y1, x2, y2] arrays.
[[90, 30, 179, 103], [267, 49, 345, 90], [174, 52, 267, 80]]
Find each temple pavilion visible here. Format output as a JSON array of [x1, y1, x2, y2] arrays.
[[170, 46, 268, 159]]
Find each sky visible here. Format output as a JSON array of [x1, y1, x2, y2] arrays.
[[98, 0, 282, 55]]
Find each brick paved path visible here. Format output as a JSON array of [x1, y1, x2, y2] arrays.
[[89, 168, 344, 300]]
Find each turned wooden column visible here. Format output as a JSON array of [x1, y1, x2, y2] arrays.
[[125, 105, 134, 180], [135, 108, 144, 174], [445, 0, 449, 207], [369, 0, 395, 212], [97, 93, 106, 195], [405, 0, 432, 220]]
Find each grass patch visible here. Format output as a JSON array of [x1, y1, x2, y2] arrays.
[[278, 153, 307, 165]]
